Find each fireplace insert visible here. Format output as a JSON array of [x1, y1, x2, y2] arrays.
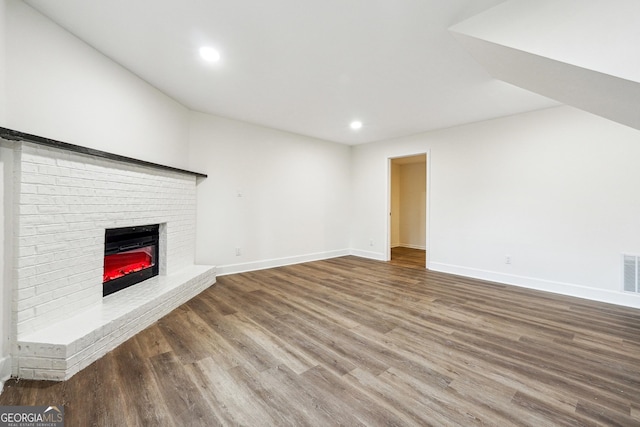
[[103, 224, 159, 296]]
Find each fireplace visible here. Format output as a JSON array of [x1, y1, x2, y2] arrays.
[[5, 134, 216, 381], [103, 224, 160, 297]]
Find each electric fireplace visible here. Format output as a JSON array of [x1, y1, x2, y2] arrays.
[[103, 224, 160, 296]]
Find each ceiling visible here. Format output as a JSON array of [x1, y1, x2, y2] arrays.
[[24, 0, 559, 145], [450, 0, 640, 133]]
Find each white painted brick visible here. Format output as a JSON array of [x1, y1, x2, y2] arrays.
[[15, 308, 35, 324], [20, 162, 39, 173], [35, 278, 69, 295], [20, 214, 64, 226], [22, 173, 56, 185], [59, 231, 98, 244], [35, 252, 56, 264], [17, 256, 38, 268], [36, 242, 69, 254], [69, 186, 97, 197], [51, 282, 83, 299], [67, 167, 91, 178], [66, 271, 99, 287], [19, 235, 50, 248], [39, 164, 69, 176], [21, 183, 38, 194], [21, 356, 54, 370], [52, 359, 67, 370], [13, 142, 203, 379], [33, 369, 66, 381], [17, 276, 37, 290], [34, 298, 67, 318], [36, 224, 70, 235], [16, 266, 37, 279], [37, 205, 70, 214], [20, 194, 56, 206], [38, 185, 71, 196], [56, 158, 80, 169], [32, 268, 71, 286], [52, 176, 77, 187], [18, 225, 38, 238], [20, 246, 37, 256], [18, 368, 36, 379], [21, 154, 56, 166], [19, 286, 36, 300], [58, 237, 97, 249]]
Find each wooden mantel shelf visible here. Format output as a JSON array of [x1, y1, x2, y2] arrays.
[[0, 126, 207, 179]]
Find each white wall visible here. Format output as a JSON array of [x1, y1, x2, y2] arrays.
[[352, 106, 640, 308], [5, 0, 190, 169], [188, 112, 351, 275], [0, 0, 6, 126]]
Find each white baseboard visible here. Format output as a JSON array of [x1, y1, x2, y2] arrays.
[[349, 249, 387, 261], [0, 355, 11, 394], [216, 249, 351, 276], [429, 262, 640, 310], [217, 251, 640, 310], [397, 244, 426, 250]]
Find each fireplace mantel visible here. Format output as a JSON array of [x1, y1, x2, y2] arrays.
[[0, 126, 207, 178]]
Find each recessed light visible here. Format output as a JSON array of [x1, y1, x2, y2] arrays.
[[199, 46, 221, 63], [350, 120, 363, 130]]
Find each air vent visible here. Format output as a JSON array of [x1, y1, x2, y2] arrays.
[[623, 254, 640, 293]]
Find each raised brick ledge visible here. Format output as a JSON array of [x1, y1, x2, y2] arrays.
[[14, 264, 216, 381]]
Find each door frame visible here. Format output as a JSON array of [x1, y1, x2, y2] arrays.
[[386, 151, 430, 268]]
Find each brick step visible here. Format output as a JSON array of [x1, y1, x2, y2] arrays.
[[14, 264, 216, 380]]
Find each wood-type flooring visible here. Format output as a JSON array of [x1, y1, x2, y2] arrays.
[[390, 246, 426, 269], [1, 255, 640, 426]]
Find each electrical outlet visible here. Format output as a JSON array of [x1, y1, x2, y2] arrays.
[[505, 255, 512, 264], [235, 248, 241, 256]]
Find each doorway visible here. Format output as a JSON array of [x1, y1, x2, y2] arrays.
[[389, 154, 427, 268]]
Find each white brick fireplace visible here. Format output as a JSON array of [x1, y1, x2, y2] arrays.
[[4, 133, 216, 380]]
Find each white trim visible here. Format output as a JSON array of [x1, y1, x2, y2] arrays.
[[430, 262, 640, 310], [397, 243, 426, 250], [425, 152, 431, 268], [386, 158, 392, 261], [0, 356, 11, 394], [350, 249, 387, 261], [208, 251, 640, 311], [216, 249, 351, 276], [387, 152, 430, 265]]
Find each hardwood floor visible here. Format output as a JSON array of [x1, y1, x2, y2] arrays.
[[390, 246, 425, 269], [2, 256, 640, 426]]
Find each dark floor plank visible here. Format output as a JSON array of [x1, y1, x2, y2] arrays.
[[148, 351, 219, 426], [112, 339, 175, 426]]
